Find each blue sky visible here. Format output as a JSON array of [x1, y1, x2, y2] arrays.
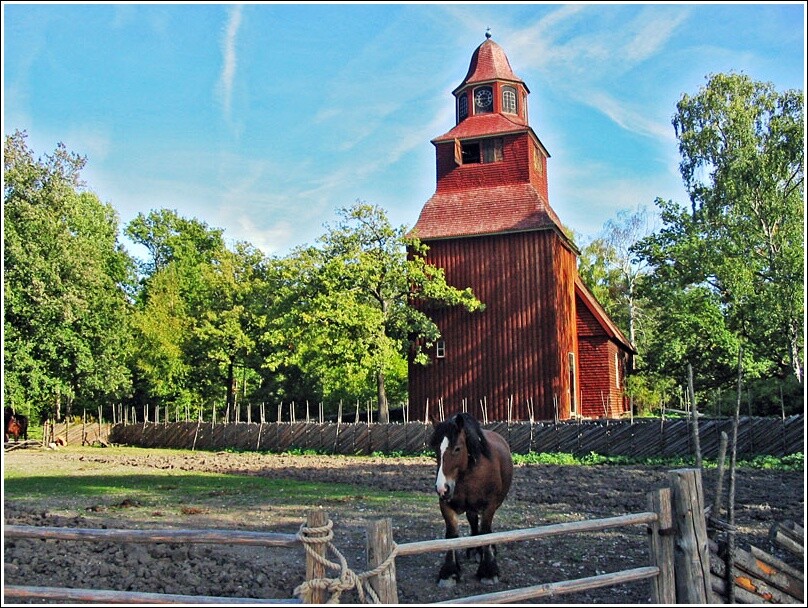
[[3, 2, 805, 260]]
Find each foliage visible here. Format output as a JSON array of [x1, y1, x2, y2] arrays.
[[634, 73, 804, 387], [5, 71, 802, 419], [577, 206, 654, 347], [260, 202, 482, 422], [511, 450, 803, 471], [4, 130, 136, 421]]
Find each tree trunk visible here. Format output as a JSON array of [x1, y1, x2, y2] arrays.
[[788, 317, 803, 384], [377, 369, 389, 423], [226, 358, 236, 422]]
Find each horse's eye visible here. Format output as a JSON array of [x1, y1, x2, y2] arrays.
[[453, 446, 461, 453]]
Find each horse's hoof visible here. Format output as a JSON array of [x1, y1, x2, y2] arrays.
[[479, 576, 499, 586], [437, 578, 457, 589]]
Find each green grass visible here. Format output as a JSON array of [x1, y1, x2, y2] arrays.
[[272, 446, 803, 471], [3, 447, 432, 521], [510, 450, 803, 471]]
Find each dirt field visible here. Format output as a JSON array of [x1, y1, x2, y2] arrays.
[[3, 445, 804, 604]]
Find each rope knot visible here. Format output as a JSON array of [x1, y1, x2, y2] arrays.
[[293, 519, 398, 604]]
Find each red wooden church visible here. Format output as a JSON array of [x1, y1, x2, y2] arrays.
[[408, 34, 635, 422]]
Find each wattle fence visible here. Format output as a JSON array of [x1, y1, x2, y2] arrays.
[[105, 415, 803, 459]]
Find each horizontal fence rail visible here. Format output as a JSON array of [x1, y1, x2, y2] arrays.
[[3, 525, 299, 547], [3, 585, 299, 605], [3, 525, 305, 604], [107, 415, 804, 458], [434, 567, 662, 605], [395, 511, 659, 557]]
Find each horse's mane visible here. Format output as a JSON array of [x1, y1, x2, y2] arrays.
[[430, 412, 491, 465]]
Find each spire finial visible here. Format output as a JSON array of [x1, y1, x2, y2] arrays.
[[485, 27, 492, 39]]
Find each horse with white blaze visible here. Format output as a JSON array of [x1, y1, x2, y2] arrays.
[[429, 412, 513, 587]]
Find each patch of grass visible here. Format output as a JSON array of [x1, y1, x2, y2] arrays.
[[3, 450, 431, 521], [511, 451, 803, 471]]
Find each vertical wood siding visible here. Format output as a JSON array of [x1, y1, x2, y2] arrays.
[[409, 229, 577, 421], [576, 296, 629, 418]]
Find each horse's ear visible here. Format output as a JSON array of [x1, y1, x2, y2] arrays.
[[429, 413, 440, 427]]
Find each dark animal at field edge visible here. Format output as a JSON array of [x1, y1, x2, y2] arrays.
[[5, 406, 29, 443], [430, 412, 514, 588]]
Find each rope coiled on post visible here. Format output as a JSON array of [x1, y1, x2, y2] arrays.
[[294, 519, 398, 604]]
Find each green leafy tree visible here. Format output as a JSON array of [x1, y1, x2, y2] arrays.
[[263, 202, 483, 422], [635, 73, 804, 390], [191, 242, 267, 420], [577, 206, 653, 345], [4, 131, 136, 420], [126, 209, 228, 415]]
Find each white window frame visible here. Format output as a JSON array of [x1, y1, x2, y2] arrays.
[[502, 86, 517, 114], [568, 352, 577, 415]]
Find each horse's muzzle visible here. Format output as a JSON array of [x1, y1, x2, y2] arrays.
[[437, 481, 455, 501]]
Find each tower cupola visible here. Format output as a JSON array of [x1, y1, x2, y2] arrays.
[[452, 32, 530, 125]]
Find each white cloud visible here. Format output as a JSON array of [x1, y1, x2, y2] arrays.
[[584, 91, 674, 142], [217, 4, 243, 121], [505, 5, 688, 144]]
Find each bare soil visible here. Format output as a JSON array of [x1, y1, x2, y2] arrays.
[[3, 445, 804, 604]]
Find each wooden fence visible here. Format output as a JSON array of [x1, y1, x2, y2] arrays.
[[4, 469, 713, 604], [107, 415, 803, 458]]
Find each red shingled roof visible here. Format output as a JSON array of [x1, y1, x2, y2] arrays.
[[575, 276, 636, 353], [454, 38, 527, 93], [410, 183, 565, 240], [432, 112, 528, 143]]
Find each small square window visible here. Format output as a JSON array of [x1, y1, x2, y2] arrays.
[[436, 340, 446, 358]]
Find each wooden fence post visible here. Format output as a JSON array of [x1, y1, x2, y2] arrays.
[[647, 487, 676, 603], [669, 468, 715, 603], [366, 518, 398, 604], [304, 509, 328, 604]]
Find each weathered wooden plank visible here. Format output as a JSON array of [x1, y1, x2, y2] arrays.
[[3, 585, 301, 604], [4, 525, 299, 547], [669, 468, 715, 603], [434, 567, 659, 604], [396, 512, 657, 557], [366, 518, 398, 604], [647, 487, 676, 604], [770, 521, 804, 559], [749, 544, 804, 583]]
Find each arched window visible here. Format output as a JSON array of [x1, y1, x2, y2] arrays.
[[502, 86, 517, 114], [458, 93, 468, 121]]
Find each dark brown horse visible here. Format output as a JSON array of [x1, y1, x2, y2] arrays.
[[5, 407, 28, 442], [430, 412, 513, 587]]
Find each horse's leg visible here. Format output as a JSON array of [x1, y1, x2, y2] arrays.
[[465, 510, 482, 562], [475, 504, 501, 585], [437, 502, 462, 587]]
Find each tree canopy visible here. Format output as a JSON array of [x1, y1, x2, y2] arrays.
[[4, 131, 135, 419], [634, 73, 804, 384], [4, 71, 803, 422]]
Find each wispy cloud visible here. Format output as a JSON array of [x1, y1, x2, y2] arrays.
[[502, 5, 688, 143], [217, 4, 243, 122]]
